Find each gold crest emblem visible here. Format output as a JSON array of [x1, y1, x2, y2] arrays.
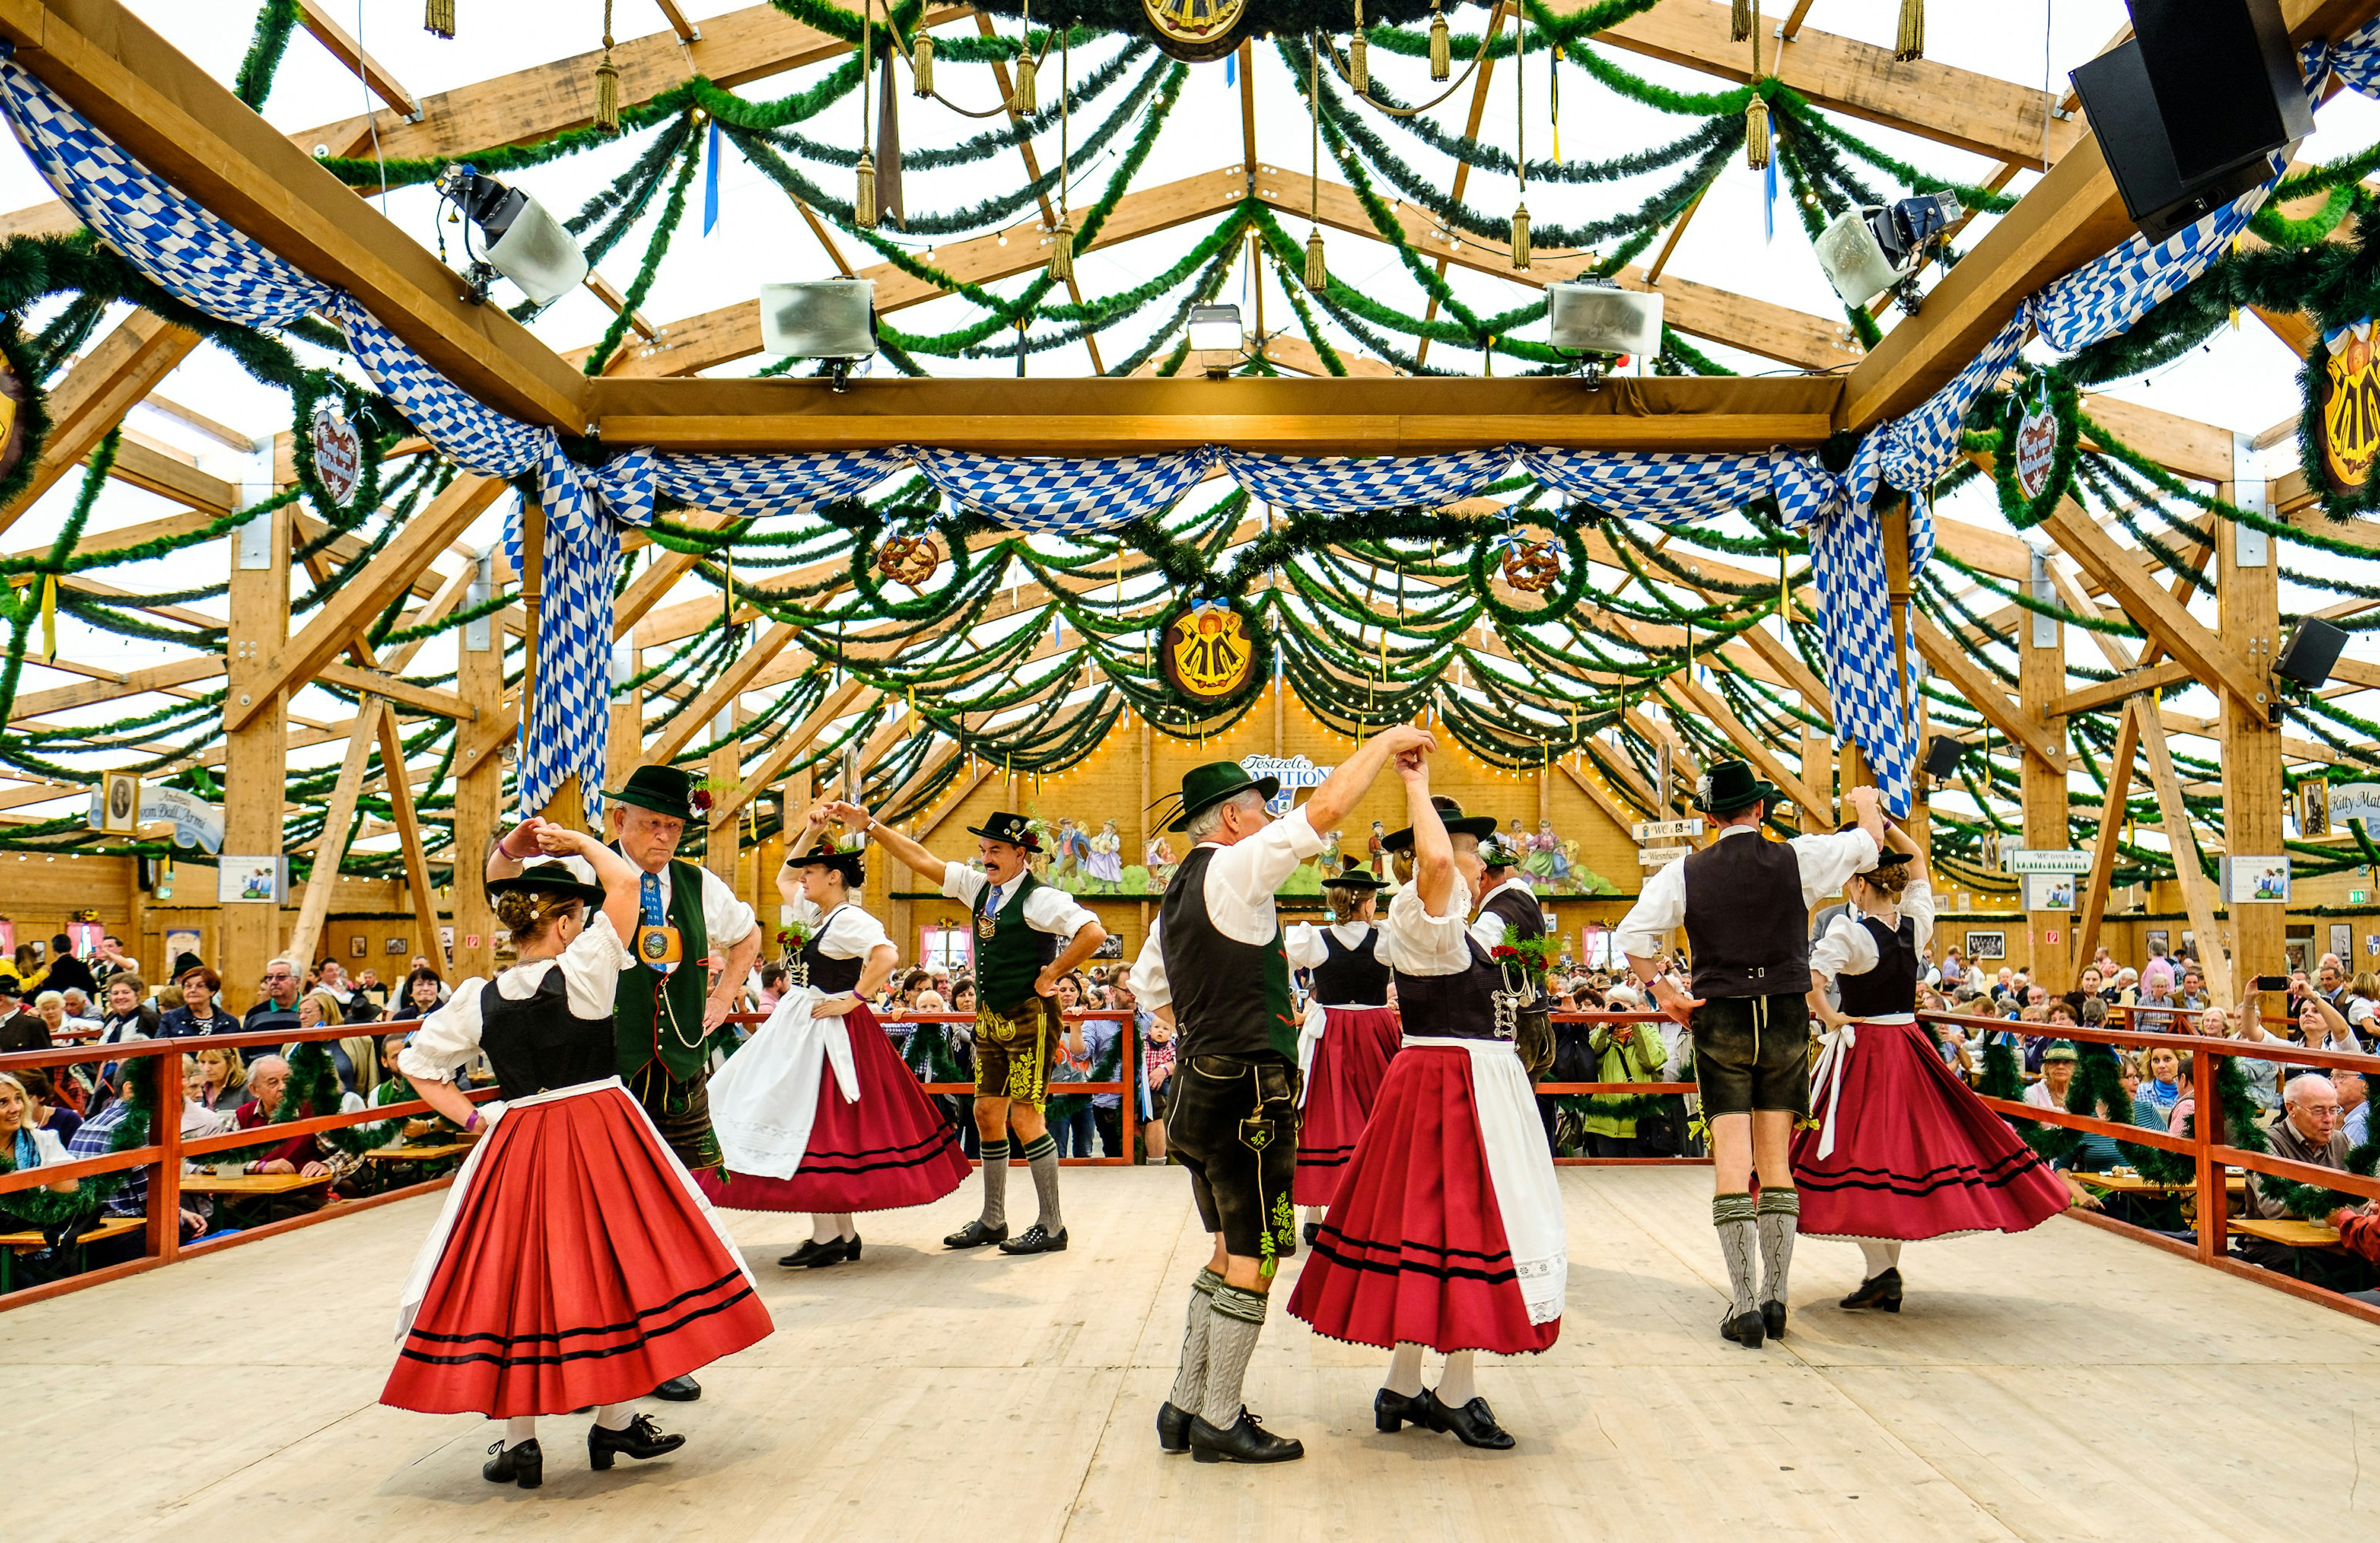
[[1140, 0, 1248, 61], [1161, 602, 1258, 703], [2320, 323, 2380, 494]]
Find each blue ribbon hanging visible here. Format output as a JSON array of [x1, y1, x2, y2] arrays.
[[702, 116, 722, 237]]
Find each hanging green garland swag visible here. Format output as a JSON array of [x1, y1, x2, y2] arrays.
[[1990, 371, 2082, 531]]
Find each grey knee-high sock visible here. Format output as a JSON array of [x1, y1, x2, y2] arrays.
[[1200, 1285, 1267, 1429], [1168, 1267, 1223, 1412], [978, 1138, 1010, 1228], [1022, 1132, 1062, 1232], [1756, 1187, 1799, 1306], [1713, 1192, 1758, 1319]]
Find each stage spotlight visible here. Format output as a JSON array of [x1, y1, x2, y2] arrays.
[[1547, 278, 1662, 383], [434, 164, 588, 306], [759, 279, 878, 389], [1815, 191, 1959, 313], [1188, 304, 1245, 379]]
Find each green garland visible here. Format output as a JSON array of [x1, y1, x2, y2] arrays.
[[0, 1053, 155, 1229], [231, 0, 303, 110], [1990, 372, 2082, 530]]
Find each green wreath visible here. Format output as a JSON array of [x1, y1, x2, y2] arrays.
[[1991, 372, 2081, 531], [1152, 594, 1274, 718], [2294, 327, 2380, 524], [287, 370, 387, 530], [847, 512, 976, 621], [1469, 519, 1590, 624]]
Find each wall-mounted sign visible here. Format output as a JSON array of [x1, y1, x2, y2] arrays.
[[2021, 873, 2076, 912], [2014, 393, 2058, 500], [1161, 600, 1258, 703], [2222, 855, 2291, 904], [2008, 848, 2091, 874], [2334, 783, 2380, 832], [1239, 754, 1332, 815], [1631, 818, 1703, 843], [2320, 320, 2380, 493], [87, 783, 223, 852], [217, 855, 288, 905]]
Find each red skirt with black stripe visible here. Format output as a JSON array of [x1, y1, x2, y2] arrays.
[[381, 1086, 771, 1417], [1791, 1020, 2071, 1241], [700, 1003, 971, 1215], [1288, 1044, 1559, 1355], [1294, 1005, 1403, 1206]]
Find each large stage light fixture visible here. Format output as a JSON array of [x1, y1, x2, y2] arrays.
[[434, 164, 588, 306], [1188, 304, 1245, 379], [1815, 191, 1959, 312], [759, 280, 878, 387], [1547, 279, 1663, 381]]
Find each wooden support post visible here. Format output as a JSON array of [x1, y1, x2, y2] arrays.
[[284, 696, 385, 968], [2221, 432, 2286, 1009], [221, 503, 291, 1011], [2074, 699, 2144, 972], [1800, 728, 1833, 830], [706, 703, 743, 884], [608, 640, 644, 791], [377, 710, 450, 977], [2019, 546, 2074, 993], [2137, 710, 2234, 1006], [449, 582, 505, 984]]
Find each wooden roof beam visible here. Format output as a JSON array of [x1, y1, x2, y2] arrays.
[[294, 0, 419, 120]]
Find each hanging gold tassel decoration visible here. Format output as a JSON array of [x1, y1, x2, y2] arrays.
[[1050, 216, 1075, 281], [1894, 0, 1924, 62], [1429, 0, 1450, 81], [1745, 93, 1770, 170], [1510, 203, 1532, 271], [855, 0, 877, 227], [425, 0, 455, 39], [593, 1, 620, 131], [1730, 0, 1753, 43], [1305, 226, 1328, 289], [1012, 0, 1037, 113], [1049, 35, 1072, 283], [856, 154, 878, 227], [1305, 36, 1325, 290], [912, 33, 933, 98], [1511, 9, 1530, 272], [1350, 0, 1368, 95]]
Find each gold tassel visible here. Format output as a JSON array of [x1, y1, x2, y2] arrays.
[[594, 51, 620, 131], [912, 33, 933, 98], [1744, 94, 1770, 170], [1731, 0, 1753, 43], [1895, 0, 1924, 62], [855, 154, 878, 229], [1429, 0, 1450, 81], [1011, 50, 1037, 114], [1510, 203, 1530, 271], [1305, 226, 1327, 290], [1351, 0, 1368, 94], [1050, 216, 1074, 282], [424, 0, 454, 39]]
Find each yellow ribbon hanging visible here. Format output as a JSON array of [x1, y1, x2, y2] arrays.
[[40, 573, 54, 662]]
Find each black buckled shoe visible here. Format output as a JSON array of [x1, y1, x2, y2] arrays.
[[1838, 1267, 1903, 1312], [944, 1219, 1008, 1249], [1419, 1389, 1515, 1451], [588, 1413, 686, 1471], [1188, 1409, 1305, 1464], [844, 1231, 861, 1262], [1373, 1387, 1434, 1434], [483, 1438, 542, 1489], [1157, 1400, 1195, 1454], [1761, 1299, 1787, 1340], [1720, 1309, 1766, 1349], [778, 1237, 845, 1268], [1303, 1220, 1320, 1247], [650, 1374, 701, 1401], [997, 1224, 1068, 1255]]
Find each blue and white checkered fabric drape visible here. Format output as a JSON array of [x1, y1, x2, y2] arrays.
[[1224, 447, 1512, 512], [909, 446, 1214, 532]]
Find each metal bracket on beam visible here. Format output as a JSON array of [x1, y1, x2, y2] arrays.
[[465, 546, 493, 653], [2232, 429, 2270, 569]]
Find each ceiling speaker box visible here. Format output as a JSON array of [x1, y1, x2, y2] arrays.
[[2275, 617, 2348, 688]]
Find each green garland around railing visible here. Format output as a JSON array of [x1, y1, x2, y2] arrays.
[[0, 1052, 155, 1229]]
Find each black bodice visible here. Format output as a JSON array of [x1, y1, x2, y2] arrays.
[[1481, 884, 1546, 943], [478, 965, 620, 1099], [1311, 926, 1392, 1007], [1391, 931, 1505, 1043], [796, 906, 866, 994], [1835, 913, 1919, 1019]]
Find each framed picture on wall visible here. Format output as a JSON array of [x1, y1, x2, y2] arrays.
[[2332, 923, 2354, 965], [348, 935, 366, 959], [164, 927, 200, 967], [2146, 928, 2171, 958], [386, 936, 408, 955], [1966, 930, 2006, 961]]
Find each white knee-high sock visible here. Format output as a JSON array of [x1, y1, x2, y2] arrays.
[[1301, 1204, 1322, 1232], [835, 1212, 857, 1240], [1385, 1342, 1424, 1397], [593, 1403, 635, 1431], [1437, 1350, 1477, 1407], [1858, 1239, 1903, 1278], [810, 1214, 839, 1244], [505, 1416, 538, 1448]]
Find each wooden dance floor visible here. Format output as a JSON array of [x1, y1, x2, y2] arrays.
[[7, 1165, 2376, 1541]]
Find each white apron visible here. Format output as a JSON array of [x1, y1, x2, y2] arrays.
[[705, 986, 863, 1180], [1404, 1034, 1569, 1326]]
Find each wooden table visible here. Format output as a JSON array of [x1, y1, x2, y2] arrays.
[[2072, 1170, 2250, 1227], [2231, 1217, 2347, 1251], [0, 1215, 142, 1293], [360, 1142, 474, 1192], [181, 1171, 334, 1223]]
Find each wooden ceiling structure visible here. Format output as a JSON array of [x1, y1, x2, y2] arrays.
[[0, 0, 2377, 1004]]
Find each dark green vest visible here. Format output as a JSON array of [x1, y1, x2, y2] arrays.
[[615, 856, 712, 1081], [975, 870, 1060, 1012]]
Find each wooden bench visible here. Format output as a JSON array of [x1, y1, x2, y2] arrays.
[[0, 1215, 143, 1293], [2230, 1217, 2346, 1251]]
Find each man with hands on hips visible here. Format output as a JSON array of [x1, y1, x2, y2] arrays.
[[826, 797, 1107, 1256]]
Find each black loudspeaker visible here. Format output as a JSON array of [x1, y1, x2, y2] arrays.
[[2276, 616, 2349, 688], [2071, 0, 2312, 244], [1923, 734, 1965, 778]]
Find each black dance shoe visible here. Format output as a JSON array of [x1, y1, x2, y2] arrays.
[[651, 1374, 702, 1401], [1157, 1401, 1195, 1454], [1188, 1409, 1305, 1464], [1761, 1299, 1788, 1340], [944, 1219, 1008, 1249], [1418, 1389, 1516, 1451], [844, 1231, 862, 1262], [589, 1413, 687, 1470], [1838, 1267, 1903, 1312], [997, 1224, 1068, 1255], [778, 1237, 845, 1268], [483, 1438, 542, 1489], [1303, 1221, 1320, 1247], [1373, 1387, 1435, 1434], [1720, 1309, 1766, 1348]]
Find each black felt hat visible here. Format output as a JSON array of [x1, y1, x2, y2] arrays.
[[486, 861, 608, 910], [609, 764, 701, 822], [1321, 856, 1383, 892], [1383, 794, 1500, 853], [169, 952, 207, 985], [1150, 760, 1280, 833], [966, 809, 1042, 851], [1477, 831, 1524, 871], [788, 837, 868, 884], [1693, 759, 1781, 816]]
